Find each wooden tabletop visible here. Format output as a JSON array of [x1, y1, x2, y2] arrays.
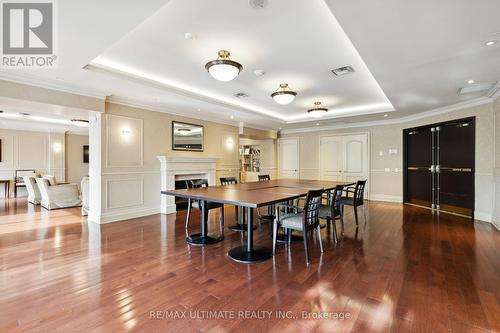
[[162, 179, 352, 208]]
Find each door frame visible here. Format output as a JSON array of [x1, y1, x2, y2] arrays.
[[403, 117, 475, 217], [278, 137, 299, 179], [318, 132, 370, 199]]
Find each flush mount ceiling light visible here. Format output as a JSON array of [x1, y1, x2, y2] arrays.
[[307, 101, 328, 118], [271, 83, 297, 105], [71, 119, 89, 127], [485, 40, 498, 46], [205, 50, 243, 82]]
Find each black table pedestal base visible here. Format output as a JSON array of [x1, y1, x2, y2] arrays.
[[228, 224, 257, 232], [186, 233, 223, 246], [228, 246, 272, 263]]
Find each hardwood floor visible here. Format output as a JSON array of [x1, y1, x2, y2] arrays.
[[0, 198, 499, 333]]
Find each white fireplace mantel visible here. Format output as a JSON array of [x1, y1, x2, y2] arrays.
[[157, 156, 217, 214]]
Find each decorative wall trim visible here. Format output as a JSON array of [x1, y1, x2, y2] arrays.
[[105, 178, 144, 209], [105, 114, 144, 168], [281, 97, 493, 134], [101, 170, 160, 175], [369, 194, 403, 203]]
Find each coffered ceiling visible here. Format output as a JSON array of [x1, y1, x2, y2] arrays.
[[0, 0, 499, 131]]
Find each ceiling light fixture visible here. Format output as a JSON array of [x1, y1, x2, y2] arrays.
[[485, 40, 498, 46], [205, 50, 243, 82], [384, 114, 388, 117], [307, 101, 328, 118], [271, 83, 297, 105], [467, 79, 475, 84], [71, 119, 89, 127]]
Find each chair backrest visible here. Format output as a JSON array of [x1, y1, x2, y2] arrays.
[[15, 169, 35, 183], [302, 188, 324, 230], [329, 184, 344, 216], [188, 179, 208, 188], [258, 174, 270, 182], [220, 177, 237, 186], [354, 180, 367, 203]]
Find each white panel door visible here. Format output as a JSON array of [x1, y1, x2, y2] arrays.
[[343, 134, 368, 184], [320, 136, 343, 181], [279, 138, 299, 179], [319, 134, 368, 197]]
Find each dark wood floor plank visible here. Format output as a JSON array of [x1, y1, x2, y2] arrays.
[[0, 198, 499, 332]]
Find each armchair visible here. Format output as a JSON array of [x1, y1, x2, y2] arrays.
[[22, 176, 41, 205], [35, 178, 82, 210]]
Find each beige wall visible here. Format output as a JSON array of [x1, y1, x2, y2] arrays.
[[91, 102, 240, 223], [280, 101, 495, 222], [0, 128, 65, 196], [65, 133, 89, 186]]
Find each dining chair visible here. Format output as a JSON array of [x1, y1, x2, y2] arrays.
[[272, 188, 324, 264], [257, 174, 275, 224], [319, 185, 344, 243], [185, 179, 224, 239], [340, 180, 367, 225], [219, 177, 243, 231]]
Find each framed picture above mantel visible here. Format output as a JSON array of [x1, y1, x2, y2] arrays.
[[172, 121, 204, 151]]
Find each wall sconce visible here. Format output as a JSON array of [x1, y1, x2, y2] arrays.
[[121, 127, 132, 141], [53, 142, 62, 153], [225, 136, 234, 150]]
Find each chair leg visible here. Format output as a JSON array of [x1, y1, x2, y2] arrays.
[[219, 206, 225, 239], [185, 199, 192, 237], [287, 229, 292, 245], [303, 230, 310, 264], [353, 205, 359, 226], [317, 226, 324, 253], [340, 211, 345, 235], [235, 206, 239, 224], [332, 216, 338, 243], [272, 220, 278, 255], [362, 205, 367, 224]]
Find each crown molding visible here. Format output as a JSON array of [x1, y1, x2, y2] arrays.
[[0, 71, 110, 100], [487, 81, 500, 99], [106, 95, 273, 131], [280, 96, 494, 134]]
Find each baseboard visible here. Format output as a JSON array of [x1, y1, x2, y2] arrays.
[[369, 194, 403, 203], [89, 205, 160, 224], [474, 211, 492, 223]]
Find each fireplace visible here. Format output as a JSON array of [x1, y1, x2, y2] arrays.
[[157, 156, 217, 214]]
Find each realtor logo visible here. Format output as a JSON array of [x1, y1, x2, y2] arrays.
[[1, 0, 57, 68]]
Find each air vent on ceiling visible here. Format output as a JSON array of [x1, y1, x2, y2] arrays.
[[234, 92, 249, 98], [249, 0, 268, 9], [330, 66, 355, 76], [458, 83, 495, 95]]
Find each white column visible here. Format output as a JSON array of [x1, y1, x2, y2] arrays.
[[88, 112, 103, 223]]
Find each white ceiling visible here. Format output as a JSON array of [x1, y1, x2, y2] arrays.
[[0, 0, 499, 131]]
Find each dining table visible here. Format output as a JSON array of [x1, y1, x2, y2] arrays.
[[161, 179, 354, 264]]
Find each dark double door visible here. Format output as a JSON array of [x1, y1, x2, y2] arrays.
[[403, 117, 475, 217]]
